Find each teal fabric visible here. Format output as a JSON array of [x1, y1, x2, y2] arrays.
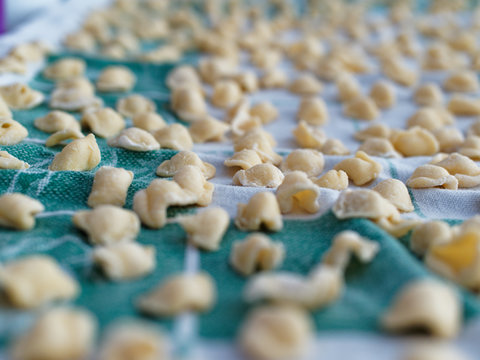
[[0, 54, 479, 348]]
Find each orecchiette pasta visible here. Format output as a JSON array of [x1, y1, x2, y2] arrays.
[[117, 94, 156, 118], [250, 102, 278, 125], [293, 120, 327, 149], [0, 96, 12, 118], [373, 179, 414, 212], [0, 193, 44, 230], [443, 70, 479, 93], [280, 149, 324, 177], [406, 164, 458, 190], [156, 151, 215, 179], [333, 151, 382, 186], [34, 111, 81, 133], [0, 83, 44, 109], [179, 207, 230, 251], [336, 73, 361, 103], [382, 57, 417, 86], [49, 134, 101, 171], [0, 151, 29, 169], [224, 149, 263, 170], [344, 96, 379, 121], [211, 80, 243, 109], [381, 280, 461, 338], [322, 138, 351, 155], [50, 77, 102, 111], [189, 116, 229, 143], [239, 305, 312, 360], [93, 242, 156, 281], [43, 57, 86, 81], [45, 128, 85, 147], [81, 107, 126, 138], [88, 166, 133, 208], [132, 112, 166, 133], [96, 66, 136, 92], [370, 80, 396, 109], [414, 83, 444, 107], [234, 129, 282, 165], [234, 71, 259, 93], [410, 221, 452, 256], [459, 136, 480, 160], [137, 272, 216, 316], [448, 95, 480, 116], [276, 171, 321, 214], [171, 86, 207, 122], [358, 137, 400, 158], [167, 65, 201, 91], [433, 127, 464, 153], [0, 56, 26, 75], [313, 170, 349, 190], [434, 153, 480, 188], [154, 123, 193, 151], [233, 163, 285, 188], [235, 192, 283, 232], [0, 118, 28, 145], [230, 233, 285, 276], [0, 255, 78, 308], [296, 97, 328, 125], [73, 205, 140, 245], [407, 108, 450, 131], [354, 123, 391, 141], [391, 127, 439, 157], [107, 127, 160, 151], [288, 74, 323, 96], [11, 307, 96, 360], [260, 68, 288, 89]]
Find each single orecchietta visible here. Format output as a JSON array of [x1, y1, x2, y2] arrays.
[[276, 171, 321, 214], [211, 80, 243, 109], [107, 127, 160, 151], [230, 233, 285, 276], [280, 149, 324, 177], [45, 128, 85, 147], [154, 123, 193, 151], [293, 120, 327, 149], [0, 151, 29, 169], [358, 137, 400, 158], [448, 95, 480, 116], [235, 192, 283, 232], [296, 97, 328, 125], [224, 149, 263, 170], [391, 127, 439, 157], [137, 272, 216, 316], [336, 72, 361, 103], [406, 164, 458, 190], [355, 123, 391, 141], [0, 193, 44, 230], [49, 133, 101, 171], [81, 107, 126, 138], [96, 65, 136, 92], [132, 112, 166, 133], [414, 83, 444, 107], [189, 116, 229, 143], [73, 205, 140, 245], [373, 179, 414, 212], [312, 169, 349, 190], [171, 86, 207, 122], [0, 83, 44, 109], [343, 96, 379, 121], [333, 151, 382, 186], [443, 70, 479, 93], [233, 163, 285, 188], [370, 80, 396, 109], [249, 102, 278, 125], [410, 221, 452, 256], [117, 94, 156, 118], [0, 118, 28, 145], [233, 129, 282, 165], [156, 151, 215, 179], [88, 166, 133, 208], [288, 74, 323, 96], [178, 207, 230, 251], [34, 111, 81, 133], [43, 57, 86, 81]]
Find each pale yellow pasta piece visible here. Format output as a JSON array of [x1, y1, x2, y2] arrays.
[[10, 307, 96, 360], [49, 133, 100, 171], [293, 120, 327, 149], [96, 66, 136, 92], [157, 151, 215, 179], [448, 95, 480, 116], [373, 179, 414, 212], [174, 165, 214, 206], [433, 127, 464, 153], [402, 342, 470, 360], [43, 58, 86, 81], [369, 80, 396, 109], [407, 164, 458, 190], [98, 322, 168, 360], [50, 77, 102, 111], [333, 151, 382, 186], [288, 74, 322, 96], [131, 112, 166, 133], [381, 280, 461, 338], [171, 86, 207, 123], [0, 56, 27, 75], [93, 242, 156, 281], [0, 255, 78, 308], [336, 73, 361, 103], [358, 137, 400, 158], [81, 107, 125, 138], [410, 221, 452, 256], [375, 217, 421, 238], [391, 127, 439, 157], [0, 151, 29, 169], [313, 170, 349, 190], [354, 123, 391, 141], [407, 108, 449, 131], [235, 192, 283, 232], [137, 272, 216, 316], [224, 149, 263, 170], [414, 83, 444, 106], [435, 153, 480, 188], [34, 111, 81, 133], [230, 233, 285, 276], [444, 70, 479, 93], [459, 135, 480, 159], [280, 149, 324, 177], [179, 207, 229, 251], [0, 193, 43, 230], [197, 57, 236, 85], [233, 163, 284, 188], [251, 50, 282, 70], [64, 30, 96, 52], [154, 123, 193, 151], [296, 97, 328, 125], [0, 96, 12, 118], [189, 116, 229, 143], [321, 138, 350, 155], [333, 189, 400, 221], [382, 58, 417, 86], [276, 171, 320, 214], [88, 166, 133, 208], [211, 80, 243, 109], [468, 119, 480, 137], [46, 128, 85, 147], [107, 127, 160, 151], [0, 83, 44, 109], [233, 71, 259, 93], [101, 44, 126, 59], [239, 305, 312, 360], [315, 56, 344, 81], [73, 205, 140, 245], [250, 102, 278, 125], [233, 129, 282, 165], [0, 118, 28, 145], [260, 68, 288, 89], [322, 231, 380, 271], [167, 65, 202, 91], [228, 99, 260, 137], [117, 94, 156, 118], [8, 41, 49, 62], [344, 96, 379, 121]]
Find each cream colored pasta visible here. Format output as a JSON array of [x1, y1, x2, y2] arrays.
[[391, 127, 439, 157], [43, 58, 86, 81], [0, 83, 44, 109], [280, 149, 324, 177], [233, 163, 285, 188], [49, 133, 101, 171], [288, 74, 323, 96], [10, 307, 96, 360], [296, 97, 328, 125], [358, 137, 400, 158], [50, 77, 101, 111], [96, 66, 136, 92], [179, 207, 229, 251], [81, 107, 126, 138], [0, 118, 28, 145], [233, 129, 282, 165], [414, 83, 444, 106], [171, 86, 207, 123], [197, 57, 236, 85], [410, 221, 452, 256], [373, 179, 414, 212], [234, 71, 259, 93], [434, 152, 480, 188], [443, 70, 479, 93], [0, 193, 43, 230], [88, 166, 133, 208], [117, 94, 156, 118], [276, 171, 321, 214], [293, 120, 327, 149], [354, 123, 392, 141], [250, 102, 278, 125], [336, 73, 361, 103], [448, 95, 480, 116], [34, 111, 81, 133], [0, 255, 78, 308], [260, 68, 288, 89], [0, 151, 29, 169], [93, 242, 156, 281], [333, 151, 382, 186], [251, 49, 282, 69], [370, 80, 396, 109], [382, 57, 417, 86], [137, 272, 216, 316], [45, 128, 85, 147], [344, 96, 379, 121], [224, 149, 263, 170], [321, 138, 351, 156], [0, 56, 27, 75], [459, 135, 480, 160], [0, 96, 12, 118], [239, 305, 312, 360], [230, 233, 285, 276], [235, 192, 283, 232], [154, 123, 193, 150], [132, 112, 166, 133], [64, 30, 96, 52], [211, 80, 243, 109], [433, 127, 464, 153], [107, 127, 160, 151], [313, 170, 349, 190], [189, 116, 229, 143], [406, 164, 458, 190], [381, 280, 461, 338], [156, 151, 215, 179], [407, 108, 449, 131]]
